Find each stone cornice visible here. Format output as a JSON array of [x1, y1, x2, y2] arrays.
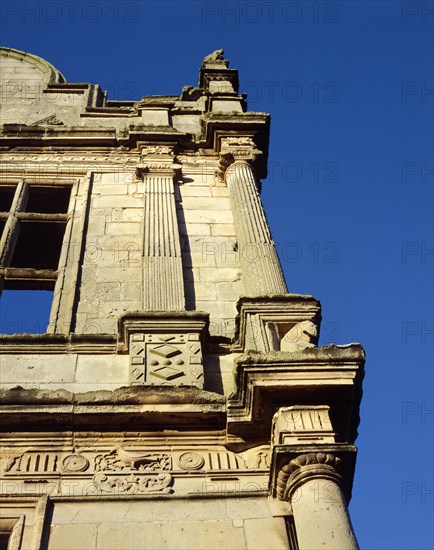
[[118, 312, 210, 351], [0, 333, 117, 354], [199, 113, 270, 178], [227, 345, 365, 441], [0, 126, 190, 150], [0, 386, 226, 432]]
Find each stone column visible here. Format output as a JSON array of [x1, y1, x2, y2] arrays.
[[137, 147, 184, 311], [277, 453, 359, 550], [220, 138, 287, 295]]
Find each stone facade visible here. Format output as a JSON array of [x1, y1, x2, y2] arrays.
[[0, 48, 364, 549]]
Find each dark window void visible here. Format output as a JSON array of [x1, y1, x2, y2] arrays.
[[0, 290, 54, 333], [26, 185, 71, 213], [0, 186, 16, 211], [12, 221, 66, 270], [0, 533, 10, 550]]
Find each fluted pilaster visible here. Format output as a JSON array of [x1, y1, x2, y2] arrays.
[[138, 150, 184, 311], [225, 160, 287, 295]]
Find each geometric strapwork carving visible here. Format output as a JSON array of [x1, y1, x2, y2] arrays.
[[129, 332, 204, 388]]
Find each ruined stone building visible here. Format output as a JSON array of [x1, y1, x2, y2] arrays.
[[0, 47, 364, 549]]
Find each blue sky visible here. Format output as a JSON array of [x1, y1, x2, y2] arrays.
[[1, 1, 433, 548]]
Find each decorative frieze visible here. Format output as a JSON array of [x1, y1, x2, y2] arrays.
[[93, 472, 173, 494], [94, 448, 171, 472], [0, 445, 271, 493]]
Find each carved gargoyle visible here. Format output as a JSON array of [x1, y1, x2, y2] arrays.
[[280, 320, 318, 352], [202, 49, 229, 68]]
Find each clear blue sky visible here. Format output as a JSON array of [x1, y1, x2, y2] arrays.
[[1, 1, 433, 548]]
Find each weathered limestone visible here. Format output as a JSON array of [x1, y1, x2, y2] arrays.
[[277, 453, 359, 550], [138, 146, 185, 311], [221, 140, 288, 296], [0, 48, 365, 550]]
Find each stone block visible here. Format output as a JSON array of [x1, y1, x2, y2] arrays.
[[179, 185, 213, 198], [198, 267, 242, 284], [98, 301, 140, 319], [122, 208, 142, 222], [87, 215, 106, 236], [95, 267, 142, 283], [105, 222, 141, 236], [92, 195, 144, 209], [226, 497, 271, 520], [182, 197, 231, 211], [120, 282, 142, 301], [211, 223, 237, 237], [243, 517, 289, 549], [212, 187, 230, 197], [100, 184, 129, 195], [48, 524, 97, 549], [179, 223, 211, 236], [0, 354, 76, 384], [75, 355, 127, 384], [78, 318, 117, 334], [194, 282, 217, 302], [216, 281, 244, 301], [182, 208, 234, 224]]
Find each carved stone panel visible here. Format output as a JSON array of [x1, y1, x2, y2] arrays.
[[272, 406, 336, 445], [129, 333, 204, 387]]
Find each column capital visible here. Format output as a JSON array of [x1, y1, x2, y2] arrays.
[[215, 136, 262, 183], [136, 162, 182, 178], [135, 144, 181, 178], [277, 452, 343, 501], [270, 444, 357, 502]]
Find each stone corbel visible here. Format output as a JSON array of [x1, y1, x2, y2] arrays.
[[233, 295, 321, 353]]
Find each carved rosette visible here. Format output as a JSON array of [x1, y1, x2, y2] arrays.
[[276, 452, 343, 501]]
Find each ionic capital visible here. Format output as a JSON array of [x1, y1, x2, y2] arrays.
[[215, 136, 261, 182], [276, 452, 343, 501], [136, 144, 181, 179], [136, 162, 182, 178]]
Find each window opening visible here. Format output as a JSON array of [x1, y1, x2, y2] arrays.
[[0, 180, 71, 333]]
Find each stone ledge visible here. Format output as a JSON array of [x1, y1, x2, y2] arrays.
[[0, 386, 226, 431], [0, 333, 117, 354], [227, 345, 365, 441]]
